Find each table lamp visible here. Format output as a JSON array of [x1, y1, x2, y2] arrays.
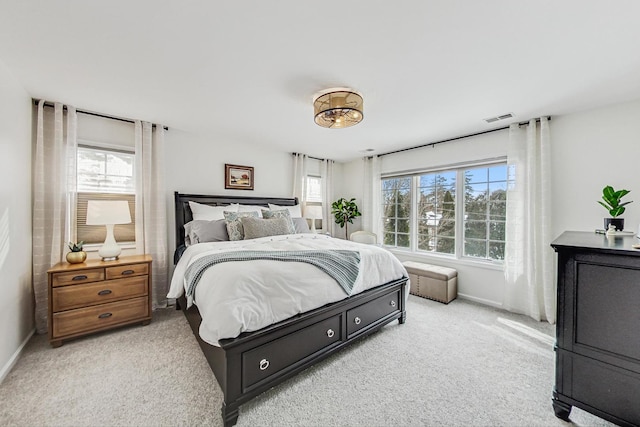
[[86, 200, 132, 261], [304, 205, 323, 233]]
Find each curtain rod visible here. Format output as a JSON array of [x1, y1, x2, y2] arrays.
[[33, 99, 169, 131], [291, 152, 327, 162], [376, 116, 551, 158]]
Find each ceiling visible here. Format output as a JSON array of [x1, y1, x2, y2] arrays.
[[1, 1, 640, 162]]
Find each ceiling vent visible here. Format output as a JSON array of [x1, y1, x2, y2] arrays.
[[484, 113, 513, 124]]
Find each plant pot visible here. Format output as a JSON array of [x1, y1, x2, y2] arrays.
[[66, 251, 87, 264], [604, 218, 625, 232]]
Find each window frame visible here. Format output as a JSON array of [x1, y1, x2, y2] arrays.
[[381, 157, 508, 266], [75, 141, 137, 248]]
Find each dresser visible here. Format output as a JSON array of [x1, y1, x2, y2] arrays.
[[48, 255, 152, 347], [551, 232, 640, 426]]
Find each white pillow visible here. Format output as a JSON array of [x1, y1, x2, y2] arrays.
[[268, 203, 302, 218], [238, 204, 265, 218], [189, 201, 239, 221]]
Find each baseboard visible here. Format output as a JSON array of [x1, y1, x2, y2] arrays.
[[457, 293, 503, 309], [0, 328, 35, 384]]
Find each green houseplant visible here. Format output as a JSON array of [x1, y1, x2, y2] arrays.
[[331, 197, 362, 239], [66, 241, 86, 264], [598, 185, 633, 231]]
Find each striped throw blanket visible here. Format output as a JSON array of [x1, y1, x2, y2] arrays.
[[184, 250, 361, 299]]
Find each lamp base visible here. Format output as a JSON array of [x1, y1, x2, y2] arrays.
[[98, 224, 122, 261], [310, 221, 317, 233]]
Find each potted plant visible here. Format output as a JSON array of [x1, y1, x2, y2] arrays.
[[66, 241, 86, 264], [331, 197, 362, 239], [598, 185, 633, 231]]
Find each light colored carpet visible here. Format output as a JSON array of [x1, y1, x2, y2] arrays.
[[0, 296, 614, 427]]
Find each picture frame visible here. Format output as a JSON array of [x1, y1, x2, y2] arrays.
[[225, 164, 254, 190]]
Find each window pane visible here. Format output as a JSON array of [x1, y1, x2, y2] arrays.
[[465, 220, 486, 239], [489, 221, 505, 241], [489, 241, 505, 260], [417, 171, 456, 255], [397, 234, 410, 247], [306, 176, 322, 202], [464, 239, 487, 258], [465, 168, 488, 184], [436, 237, 455, 254], [77, 146, 136, 244]]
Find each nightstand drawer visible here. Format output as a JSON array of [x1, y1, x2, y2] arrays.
[[52, 296, 149, 338], [52, 276, 148, 312], [106, 263, 149, 280], [52, 268, 105, 287]]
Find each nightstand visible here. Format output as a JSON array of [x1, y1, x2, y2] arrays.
[[47, 255, 152, 347]]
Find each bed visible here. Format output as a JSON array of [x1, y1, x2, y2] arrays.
[[170, 192, 408, 426]]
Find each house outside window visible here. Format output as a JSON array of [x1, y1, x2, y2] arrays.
[[76, 145, 136, 245], [381, 161, 509, 262]]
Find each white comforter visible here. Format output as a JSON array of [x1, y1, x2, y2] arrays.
[[168, 234, 408, 346]]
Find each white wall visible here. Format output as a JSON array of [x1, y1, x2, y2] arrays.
[[0, 60, 33, 381], [163, 129, 295, 255], [550, 99, 640, 238]]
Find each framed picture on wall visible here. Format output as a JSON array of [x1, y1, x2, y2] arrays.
[[225, 164, 254, 190]]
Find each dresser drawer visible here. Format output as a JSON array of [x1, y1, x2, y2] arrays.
[[242, 315, 342, 390], [52, 268, 104, 287], [106, 263, 149, 280], [347, 290, 401, 336], [52, 296, 149, 338], [52, 276, 148, 312]]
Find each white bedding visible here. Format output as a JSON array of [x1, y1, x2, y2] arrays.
[[168, 233, 408, 346]]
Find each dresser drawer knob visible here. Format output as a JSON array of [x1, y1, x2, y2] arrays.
[[354, 317, 361, 325], [98, 289, 112, 296], [72, 275, 88, 281], [259, 359, 270, 371], [327, 328, 335, 338], [121, 269, 135, 275], [98, 312, 113, 319], [390, 300, 396, 308]]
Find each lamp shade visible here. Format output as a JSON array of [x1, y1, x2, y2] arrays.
[[313, 89, 363, 129], [86, 200, 131, 225]]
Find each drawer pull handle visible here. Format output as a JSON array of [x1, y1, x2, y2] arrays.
[[390, 300, 396, 308], [72, 275, 88, 281], [354, 317, 362, 325], [98, 289, 112, 296], [98, 312, 113, 319], [121, 269, 135, 275], [259, 359, 270, 371], [327, 329, 335, 338]]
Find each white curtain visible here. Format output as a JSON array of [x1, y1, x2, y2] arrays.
[[134, 121, 168, 309], [321, 159, 335, 236], [292, 153, 307, 210], [32, 101, 78, 333], [362, 156, 382, 240], [504, 117, 555, 323]]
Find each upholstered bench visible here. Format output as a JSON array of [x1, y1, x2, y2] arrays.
[[402, 261, 458, 304]]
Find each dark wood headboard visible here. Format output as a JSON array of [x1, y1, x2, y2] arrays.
[[173, 192, 299, 258]]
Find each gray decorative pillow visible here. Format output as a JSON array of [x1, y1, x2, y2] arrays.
[[242, 217, 293, 240], [261, 209, 295, 234], [292, 217, 311, 233], [224, 211, 259, 241], [184, 219, 229, 245]]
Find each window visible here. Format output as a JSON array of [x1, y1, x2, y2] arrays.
[[463, 165, 507, 260], [76, 145, 136, 244], [382, 177, 411, 247], [305, 175, 323, 229], [381, 161, 509, 262], [305, 175, 322, 203]]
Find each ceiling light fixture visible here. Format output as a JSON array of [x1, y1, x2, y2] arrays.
[[313, 88, 363, 129]]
